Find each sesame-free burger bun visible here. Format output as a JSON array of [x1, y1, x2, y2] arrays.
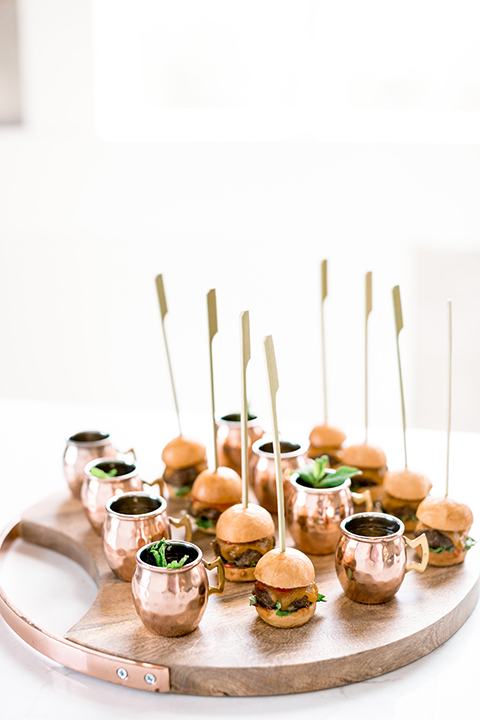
[[191, 467, 242, 504], [309, 424, 346, 448], [416, 496, 474, 533], [216, 503, 275, 544], [162, 436, 206, 469], [383, 469, 432, 501], [224, 565, 256, 582], [342, 443, 386, 469], [255, 547, 315, 589], [254, 603, 316, 628]]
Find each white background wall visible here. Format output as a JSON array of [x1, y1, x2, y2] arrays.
[[1, 0, 480, 452]]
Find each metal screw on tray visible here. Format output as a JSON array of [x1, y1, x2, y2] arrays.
[[116, 668, 128, 680], [145, 673, 156, 684]]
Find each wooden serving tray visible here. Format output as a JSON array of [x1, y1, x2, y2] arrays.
[[3, 491, 480, 696]]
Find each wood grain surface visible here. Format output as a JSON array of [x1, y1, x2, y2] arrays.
[[18, 491, 480, 697]]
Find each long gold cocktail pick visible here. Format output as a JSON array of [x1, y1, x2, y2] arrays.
[[264, 335, 286, 553], [155, 275, 182, 436], [240, 311, 251, 507]]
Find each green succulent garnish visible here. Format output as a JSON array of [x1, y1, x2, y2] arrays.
[[147, 538, 189, 569], [294, 456, 360, 489], [90, 466, 118, 479], [174, 485, 191, 497], [196, 517, 213, 530]]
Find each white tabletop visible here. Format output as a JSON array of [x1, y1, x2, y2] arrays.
[[1, 398, 478, 720]]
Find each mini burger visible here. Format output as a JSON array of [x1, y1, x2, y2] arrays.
[[212, 504, 276, 582], [161, 436, 208, 498], [414, 496, 475, 567], [308, 424, 346, 468], [341, 443, 387, 504], [382, 469, 432, 533], [190, 466, 242, 534], [249, 547, 326, 628]]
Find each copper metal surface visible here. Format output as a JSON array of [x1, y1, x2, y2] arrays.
[[103, 492, 193, 581], [286, 476, 373, 555], [63, 432, 116, 499], [335, 512, 428, 603], [216, 414, 264, 478], [0, 517, 170, 692], [132, 540, 225, 637], [251, 439, 308, 514], [81, 458, 143, 535]]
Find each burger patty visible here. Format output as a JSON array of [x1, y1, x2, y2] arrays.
[[163, 465, 200, 490], [414, 527, 454, 550], [252, 581, 317, 613], [212, 535, 275, 568], [191, 505, 223, 522], [382, 504, 417, 521]]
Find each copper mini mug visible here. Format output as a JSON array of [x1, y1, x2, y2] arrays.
[[251, 438, 308, 513], [216, 413, 264, 479], [287, 475, 373, 555], [103, 492, 193, 582], [63, 431, 115, 498], [132, 540, 225, 637], [81, 458, 144, 535], [335, 512, 429, 604]]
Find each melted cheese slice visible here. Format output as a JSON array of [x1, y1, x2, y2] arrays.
[[257, 581, 319, 611]]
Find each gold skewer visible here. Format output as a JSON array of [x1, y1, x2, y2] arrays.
[[392, 286, 408, 469], [446, 299, 452, 497], [240, 311, 251, 507], [264, 335, 286, 553], [207, 289, 219, 471], [320, 259, 328, 424], [155, 274, 182, 437], [365, 271, 372, 443]]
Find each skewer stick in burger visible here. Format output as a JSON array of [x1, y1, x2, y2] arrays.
[[381, 469, 432, 533], [309, 261, 348, 469], [341, 443, 387, 504], [308, 424, 346, 468], [414, 496, 475, 567], [211, 311, 276, 578], [251, 335, 326, 627], [161, 436, 208, 498]]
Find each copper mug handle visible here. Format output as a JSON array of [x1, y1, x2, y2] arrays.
[[203, 556, 226, 596], [117, 447, 137, 462], [351, 489, 373, 513], [145, 476, 167, 497], [405, 532, 429, 573], [168, 514, 193, 543]]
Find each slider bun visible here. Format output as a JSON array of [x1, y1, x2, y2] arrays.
[[224, 565, 256, 582], [255, 547, 315, 589], [383, 469, 432, 501], [216, 503, 275, 543], [342, 443, 387, 469], [309, 424, 346, 448], [416, 495, 473, 532], [191, 467, 242, 504], [162, 436, 206, 469], [417, 545, 468, 567], [255, 603, 315, 628]]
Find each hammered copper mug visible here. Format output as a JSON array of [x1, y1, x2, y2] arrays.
[[81, 458, 144, 534], [132, 539, 225, 637], [216, 413, 264, 478], [335, 512, 429, 604], [63, 431, 135, 498], [103, 492, 193, 581], [251, 438, 308, 513], [287, 474, 373, 555]]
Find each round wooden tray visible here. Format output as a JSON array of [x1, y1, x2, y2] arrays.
[[1, 491, 479, 696]]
